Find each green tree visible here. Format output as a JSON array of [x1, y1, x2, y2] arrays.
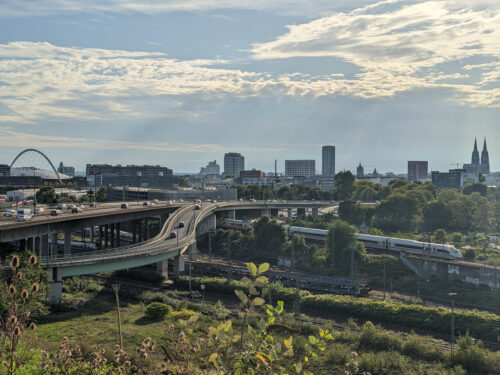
[[463, 182, 487, 197], [327, 220, 363, 271], [95, 186, 108, 202], [36, 185, 56, 204], [253, 216, 286, 258], [374, 193, 420, 233], [432, 229, 447, 244], [338, 199, 365, 226], [423, 200, 452, 232], [334, 171, 355, 200]]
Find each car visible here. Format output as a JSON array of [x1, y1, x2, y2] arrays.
[[152, 199, 159, 203], [51, 210, 62, 216], [178, 221, 185, 228], [89, 202, 95, 207], [194, 205, 201, 210], [143, 201, 150, 206], [195, 199, 201, 203], [121, 203, 128, 209], [211, 199, 217, 203], [72, 207, 82, 213], [34, 208, 44, 214], [2, 210, 15, 217], [179, 199, 184, 202], [167, 200, 173, 204], [170, 232, 177, 238], [205, 199, 211, 202], [66, 205, 74, 210], [57, 204, 66, 209]]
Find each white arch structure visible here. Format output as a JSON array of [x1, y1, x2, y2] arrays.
[[10, 148, 63, 184]]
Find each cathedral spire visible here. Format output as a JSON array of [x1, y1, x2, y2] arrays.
[[471, 137, 480, 165], [481, 137, 490, 174], [483, 137, 488, 152]]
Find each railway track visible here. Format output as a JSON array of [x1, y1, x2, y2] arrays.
[[86, 274, 466, 351]]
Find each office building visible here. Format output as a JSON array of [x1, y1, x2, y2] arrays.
[[408, 161, 428, 182], [223, 153, 245, 176], [285, 160, 315, 177], [239, 169, 263, 178], [431, 169, 465, 189], [58, 162, 75, 177], [200, 160, 220, 176], [0, 164, 10, 176], [322, 145, 335, 176], [85, 163, 174, 188]]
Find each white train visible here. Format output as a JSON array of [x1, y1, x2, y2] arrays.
[[284, 226, 463, 260]]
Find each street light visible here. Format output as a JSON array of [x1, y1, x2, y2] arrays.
[[201, 284, 205, 303], [449, 292, 457, 366]]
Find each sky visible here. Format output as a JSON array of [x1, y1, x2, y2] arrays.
[[0, 0, 498, 174]]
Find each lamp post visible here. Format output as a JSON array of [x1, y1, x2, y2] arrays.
[[449, 292, 457, 366], [201, 284, 205, 304]]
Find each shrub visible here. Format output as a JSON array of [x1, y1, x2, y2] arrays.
[[114, 269, 165, 284], [170, 309, 196, 320], [359, 322, 403, 352], [145, 302, 172, 320]]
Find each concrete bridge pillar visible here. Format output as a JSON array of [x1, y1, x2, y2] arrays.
[[98, 226, 103, 248], [34, 236, 41, 257], [156, 259, 168, 279], [312, 207, 319, 217], [64, 229, 72, 255], [297, 208, 306, 219], [288, 208, 293, 219], [116, 222, 121, 247], [173, 256, 185, 279], [110, 223, 115, 248], [105, 224, 109, 248], [90, 227, 95, 244], [47, 267, 62, 304], [145, 218, 150, 240], [50, 233, 58, 255], [189, 243, 197, 261], [132, 221, 137, 243], [41, 234, 49, 256], [228, 210, 236, 220]]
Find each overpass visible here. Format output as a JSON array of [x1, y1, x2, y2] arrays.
[[0, 200, 335, 302]]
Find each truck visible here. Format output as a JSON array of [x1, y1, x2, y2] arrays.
[[17, 208, 33, 221]]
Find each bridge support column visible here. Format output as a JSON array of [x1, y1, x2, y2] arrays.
[[173, 256, 185, 279], [145, 218, 149, 240], [64, 229, 72, 255], [189, 243, 197, 261], [288, 208, 293, 219], [228, 210, 236, 220], [105, 224, 109, 248], [98, 226, 103, 248], [312, 207, 319, 217], [41, 234, 49, 256], [50, 233, 58, 255], [156, 260, 168, 279], [47, 267, 62, 304], [132, 221, 137, 243], [110, 223, 115, 248], [90, 227, 95, 244], [297, 208, 306, 219], [261, 209, 270, 216], [270, 209, 279, 217], [34, 236, 41, 257], [116, 222, 121, 247]]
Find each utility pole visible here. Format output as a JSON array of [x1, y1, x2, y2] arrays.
[[112, 284, 123, 349], [227, 231, 232, 280], [383, 262, 386, 301], [449, 292, 457, 366]]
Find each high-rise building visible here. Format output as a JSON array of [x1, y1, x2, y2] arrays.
[[285, 160, 315, 177], [223, 153, 245, 176], [356, 163, 364, 179], [200, 160, 220, 176], [407, 161, 428, 182], [322, 145, 335, 176]]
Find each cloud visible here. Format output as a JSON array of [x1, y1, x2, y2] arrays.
[[0, 126, 286, 154], [251, 0, 500, 107], [0, 0, 371, 18]]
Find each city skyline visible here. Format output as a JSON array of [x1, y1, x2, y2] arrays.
[[0, 1, 498, 173]]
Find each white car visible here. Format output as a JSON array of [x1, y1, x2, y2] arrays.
[[34, 208, 44, 214]]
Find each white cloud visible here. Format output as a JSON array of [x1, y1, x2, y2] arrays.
[[252, 0, 500, 107]]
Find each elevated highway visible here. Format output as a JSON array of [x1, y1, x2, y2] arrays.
[[0, 200, 335, 302]]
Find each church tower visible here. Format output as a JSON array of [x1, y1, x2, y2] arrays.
[[471, 137, 480, 165], [481, 138, 490, 175]]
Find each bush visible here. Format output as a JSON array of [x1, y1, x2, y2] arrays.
[[114, 269, 165, 284], [170, 309, 196, 320], [145, 302, 172, 320], [359, 322, 403, 352]]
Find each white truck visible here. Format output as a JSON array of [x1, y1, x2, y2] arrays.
[[17, 208, 33, 221]]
